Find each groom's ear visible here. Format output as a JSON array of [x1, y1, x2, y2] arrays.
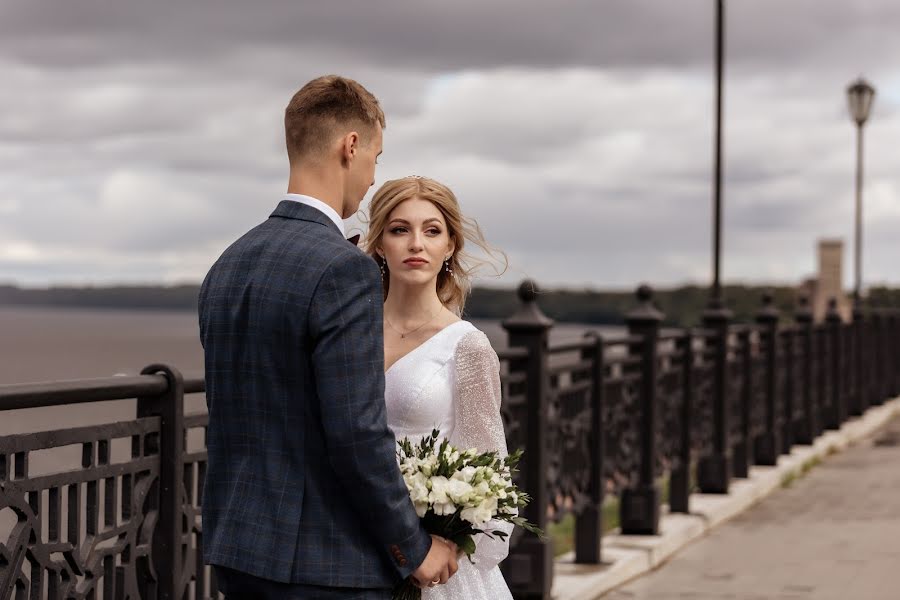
[[340, 131, 360, 167]]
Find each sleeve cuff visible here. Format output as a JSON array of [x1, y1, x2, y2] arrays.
[[391, 527, 432, 580]]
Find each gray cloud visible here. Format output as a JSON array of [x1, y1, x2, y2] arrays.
[[4, 1, 900, 72], [2, 0, 900, 289]]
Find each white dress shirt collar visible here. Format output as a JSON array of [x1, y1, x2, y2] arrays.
[[283, 193, 345, 236]]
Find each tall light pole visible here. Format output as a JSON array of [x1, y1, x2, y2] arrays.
[[698, 0, 734, 497], [709, 0, 725, 310], [846, 78, 875, 306]]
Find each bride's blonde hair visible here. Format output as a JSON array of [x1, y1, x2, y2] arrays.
[[363, 176, 507, 315]]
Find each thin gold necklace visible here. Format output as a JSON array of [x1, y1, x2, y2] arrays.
[[385, 306, 443, 339]]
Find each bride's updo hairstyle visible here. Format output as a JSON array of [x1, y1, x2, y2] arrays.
[[364, 176, 507, 315]]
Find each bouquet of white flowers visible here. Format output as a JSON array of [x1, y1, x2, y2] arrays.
[[393, 429, 542, 600]]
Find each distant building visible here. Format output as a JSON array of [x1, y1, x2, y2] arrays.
[[800, 239, 851, 322]]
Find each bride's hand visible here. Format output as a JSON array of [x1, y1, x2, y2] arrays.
[[436, 535, 461, 557]]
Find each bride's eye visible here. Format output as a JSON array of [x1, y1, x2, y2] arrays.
[[389, 226, 407, 234], [426, 228, 441, 236]]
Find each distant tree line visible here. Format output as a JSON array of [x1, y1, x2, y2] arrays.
[[0, 285, 200, 312], [1, 283, 898, 328]]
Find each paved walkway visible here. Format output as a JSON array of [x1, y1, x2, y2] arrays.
[[606, 415, 900, 600]]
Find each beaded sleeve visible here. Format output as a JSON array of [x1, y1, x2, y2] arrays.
[[452, 330, 515, 572]]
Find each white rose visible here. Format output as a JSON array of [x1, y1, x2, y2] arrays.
[[452, 466, 478, 484], [460, 498, 496, 526], [446, 478, 474, 503], [407, 473, 430, 506], [421, 455, 439, 477], [442, 448, 461, 463], [428, 476, 451, 505], [433, 500, 457, 516]]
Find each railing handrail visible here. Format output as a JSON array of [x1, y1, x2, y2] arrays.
[[0, 373, 207, 411], [0, 374, 168, 411]]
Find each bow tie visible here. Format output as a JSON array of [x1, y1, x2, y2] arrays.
[[346, 234, 361, 246]]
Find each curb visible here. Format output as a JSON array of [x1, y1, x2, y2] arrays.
[[550, 396, 900, 600]]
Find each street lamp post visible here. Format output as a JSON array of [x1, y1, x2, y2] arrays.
[[846, 78, 875, 420], [698, 0, 734, 496], [710, 0, 725, 311], [846, 78, 876, 306]]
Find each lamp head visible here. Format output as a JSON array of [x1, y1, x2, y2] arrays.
[[847, 77, 876, 126]]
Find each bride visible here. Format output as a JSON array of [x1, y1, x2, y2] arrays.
[[364, 176, 514, 599]]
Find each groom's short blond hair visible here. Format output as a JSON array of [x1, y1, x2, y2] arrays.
[[285, 75, 385, 163]]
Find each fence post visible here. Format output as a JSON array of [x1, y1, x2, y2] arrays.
[[851, 306, 865, 416], [794, 297, 816, 444], [669, 329, 693, 513], [894, 310, 900, 396], [825, 300, 845, 429], [732, 328, 752, 478], [883, 310, 895, 401], [871, 310, 886, 406], [502, 280, 554, 600], [574, 332, 604, 563], [621, 285, 663, 534], [780, 327, 795, 454], [137, 364, 185, 600], [891, 311, 900, 397], [754, 294, 780, 465], [697, 303, 733, 494]]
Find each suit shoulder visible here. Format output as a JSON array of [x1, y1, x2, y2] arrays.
[[319, 246, 381, 280]]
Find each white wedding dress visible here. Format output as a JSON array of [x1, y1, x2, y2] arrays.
[[385, 320, 515, 600]]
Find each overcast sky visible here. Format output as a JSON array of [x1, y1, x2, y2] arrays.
[[2, 0, 899, 291]]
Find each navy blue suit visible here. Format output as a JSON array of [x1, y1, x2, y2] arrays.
[[198, 200, 431, 596]]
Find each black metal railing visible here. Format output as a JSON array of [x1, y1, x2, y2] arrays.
[[0, 367, 213, 600], [496, 283, 899, 600], [2, 282, 899, 600]]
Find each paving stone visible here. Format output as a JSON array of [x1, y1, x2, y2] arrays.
[[604, 415, 900, 599]]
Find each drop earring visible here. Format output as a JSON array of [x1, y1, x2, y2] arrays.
[[444, 258, 453, 276], [380, 256, 386, 278]]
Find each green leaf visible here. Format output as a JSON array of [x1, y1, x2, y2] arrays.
[[458, 535, 477, 557]]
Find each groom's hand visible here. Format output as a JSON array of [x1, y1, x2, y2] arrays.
[[412, 535, 459, 588]]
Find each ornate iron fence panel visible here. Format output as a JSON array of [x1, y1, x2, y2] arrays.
[[811, 326, 825, 430], [498, 353, 529, 551], [0, 418, 161, 599], [791, 330, 807, 425], [545, 347, 595, 523], [181, 410, 220, 600], [692, 337, 717, 459], [655, 344, 685, 476], [726, 344, 744, 451], [773, 331, 787, 444], [841, 324, 854, 416], [602, 360, 641, 497], [749, 335, 767, 441], [498, 356, 528, 483]]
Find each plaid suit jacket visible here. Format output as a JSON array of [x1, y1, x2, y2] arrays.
[[198, 200, 431, 587]]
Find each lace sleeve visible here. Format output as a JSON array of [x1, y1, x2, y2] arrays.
[[452, 330, 514, 572]]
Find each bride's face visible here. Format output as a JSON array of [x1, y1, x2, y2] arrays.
[[379, 197, 455, 289]]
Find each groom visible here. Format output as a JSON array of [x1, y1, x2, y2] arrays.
[[198, 75, 458, 598]]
